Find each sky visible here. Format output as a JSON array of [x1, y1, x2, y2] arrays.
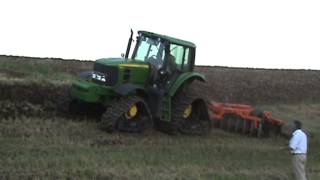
[[0, 0, 319, 69]]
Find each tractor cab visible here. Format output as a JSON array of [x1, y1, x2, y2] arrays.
[[127, 31, 196, 86]]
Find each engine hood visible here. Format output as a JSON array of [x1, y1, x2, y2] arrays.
[[93, 58, 150, 86], [95, 58, 149, 69]]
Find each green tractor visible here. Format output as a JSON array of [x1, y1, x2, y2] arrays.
[[66, 30, 211, 135]]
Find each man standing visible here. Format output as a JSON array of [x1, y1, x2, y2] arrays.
[[289, 120, 308, 180]]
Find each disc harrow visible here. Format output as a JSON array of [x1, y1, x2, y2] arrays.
[[208, 102, 285, 137]]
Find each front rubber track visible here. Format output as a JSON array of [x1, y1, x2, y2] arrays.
[[99, 96, 153, 133]]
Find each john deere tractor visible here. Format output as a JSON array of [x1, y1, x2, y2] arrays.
[[66, 30, 211, 135]]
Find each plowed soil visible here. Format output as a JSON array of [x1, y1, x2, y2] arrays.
[[195, 66, 320, 104], [1, 55, 320, 112]]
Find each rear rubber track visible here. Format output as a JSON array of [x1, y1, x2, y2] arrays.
[[171, 86, 211, 135]]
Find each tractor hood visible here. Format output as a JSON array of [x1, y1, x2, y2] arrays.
[[92, 58, 150, 86], [95, 58, 149, 68]]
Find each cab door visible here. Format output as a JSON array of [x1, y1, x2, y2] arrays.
[[168, 44, 193, 73]]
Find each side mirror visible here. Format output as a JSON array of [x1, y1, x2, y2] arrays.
[[121, 53, 125, 58]]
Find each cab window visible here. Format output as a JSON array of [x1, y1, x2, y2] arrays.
[[182, 47, 190, 71], [133, 36, 165, 69], [169, 44, 184, 71], [169, 44, 191, 72]]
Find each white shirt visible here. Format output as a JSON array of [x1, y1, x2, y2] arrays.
[[289, 129, 308, 154]]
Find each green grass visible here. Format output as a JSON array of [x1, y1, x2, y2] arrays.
[[1, 104, 319, 179]]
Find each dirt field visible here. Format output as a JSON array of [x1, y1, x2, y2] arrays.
[[1, 55, 320, 105], [0, 55, 319, 179]]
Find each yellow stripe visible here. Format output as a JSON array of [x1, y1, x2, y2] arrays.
[[119, 64, 149, 68]]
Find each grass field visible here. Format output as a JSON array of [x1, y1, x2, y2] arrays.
[[0, 55, 319, 179], [1, 105, 319, 180]]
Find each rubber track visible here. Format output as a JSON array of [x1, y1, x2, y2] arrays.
[[99, 96, 151, 133], [171, 85, 211, 135]]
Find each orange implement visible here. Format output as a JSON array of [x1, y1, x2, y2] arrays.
[[208, 102, 286, 137]]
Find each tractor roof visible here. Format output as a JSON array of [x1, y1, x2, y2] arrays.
[[138, 31, 196, 48]]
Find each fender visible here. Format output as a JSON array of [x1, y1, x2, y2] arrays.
[[168, 72, 206, 97], [115, 83, 148, 97]]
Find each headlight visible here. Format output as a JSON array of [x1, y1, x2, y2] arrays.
[[92, 72, 106, 82]]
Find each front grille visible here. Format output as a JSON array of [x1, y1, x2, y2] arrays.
[[93, 63, 118, 86]]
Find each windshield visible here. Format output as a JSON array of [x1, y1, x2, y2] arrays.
[[132, 36, 165, 69]]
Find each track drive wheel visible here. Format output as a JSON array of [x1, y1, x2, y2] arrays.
[[171, 87, 211, 135], [99, 96, 153, 133]]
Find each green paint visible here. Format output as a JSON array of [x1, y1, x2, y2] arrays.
[[95, 58, 150, 86], [69, 30, 205, 123], [160, 96, 171, 122], [168, 72, 206, 97], [71, 58, 150, 104], [70, 80, 115, 103]]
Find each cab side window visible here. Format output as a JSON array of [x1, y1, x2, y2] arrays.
[[182, 48, 190, 72], [168, 44, 192, 72], [169, 44, 184, 71]]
